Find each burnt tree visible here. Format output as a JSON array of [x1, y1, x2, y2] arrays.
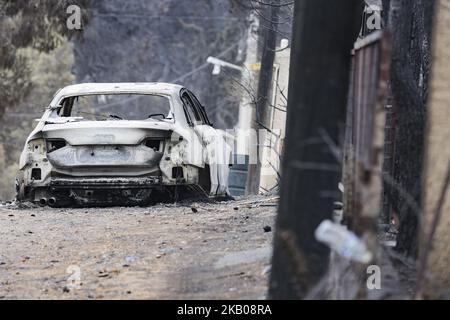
[[383, 0, 435, 257], [269, 0, 362, 299], [245, 0, 279, 195]]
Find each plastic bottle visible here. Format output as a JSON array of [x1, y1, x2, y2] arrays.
[[315, 220, 373, 264]]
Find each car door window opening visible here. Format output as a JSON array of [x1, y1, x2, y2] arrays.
[[180, 90, 208, 126]]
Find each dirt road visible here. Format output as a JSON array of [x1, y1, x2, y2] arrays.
[[0, 196, 277, 299]]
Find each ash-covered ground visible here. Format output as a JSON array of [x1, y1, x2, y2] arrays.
[[0, 196, 277, 299]]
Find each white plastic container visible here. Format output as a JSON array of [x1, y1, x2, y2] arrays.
[[315, 220, 373, 264]]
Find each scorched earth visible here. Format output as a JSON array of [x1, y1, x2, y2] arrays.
[[0, 196, 276, 299]]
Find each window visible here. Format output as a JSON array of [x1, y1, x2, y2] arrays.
[[57, 94, 172, 121], [181, 91, 204, 126], [188, 91, 211, 126]]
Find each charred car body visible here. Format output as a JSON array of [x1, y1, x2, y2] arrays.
[[16, 83, 232, 206]]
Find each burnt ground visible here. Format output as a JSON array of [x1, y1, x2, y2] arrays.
[[0, 196, 277, 300]]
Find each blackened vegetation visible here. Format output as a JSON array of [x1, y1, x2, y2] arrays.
[[270, 0, 436, 299], [71, 0, 249, 129], [383, 0, 435, 257], [0, 0, 89, 118]]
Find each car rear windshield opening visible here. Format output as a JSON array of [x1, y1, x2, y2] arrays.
[[58, 94, 171, 121]]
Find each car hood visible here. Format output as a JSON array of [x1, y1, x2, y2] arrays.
[[42, 120, 174, 145]]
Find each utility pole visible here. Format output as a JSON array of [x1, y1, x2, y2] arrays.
[[269, 0, 362, 299], [245, 1, 279, 195], [236, 13, 259, 155]]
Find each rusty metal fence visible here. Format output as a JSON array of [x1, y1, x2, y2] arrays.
[[343, 30, 391, 232]]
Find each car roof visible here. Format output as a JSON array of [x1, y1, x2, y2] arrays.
[[54, 82, 184, 100]]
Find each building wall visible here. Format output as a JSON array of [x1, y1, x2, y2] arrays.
[[422, 0, 450, 292], [259, 41, 290, 193]]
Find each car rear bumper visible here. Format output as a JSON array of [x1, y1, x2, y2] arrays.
[[30, 176, 208, 207], [49, 176, 162, 189]]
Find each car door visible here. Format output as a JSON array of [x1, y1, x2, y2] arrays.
[[181, 89, 230, 195]]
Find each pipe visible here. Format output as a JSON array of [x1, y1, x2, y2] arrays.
[[39, 198, 47, 206], [48, 197, 57, 206]]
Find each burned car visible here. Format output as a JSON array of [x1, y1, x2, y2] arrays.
[[16, 83, 232, 206]]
